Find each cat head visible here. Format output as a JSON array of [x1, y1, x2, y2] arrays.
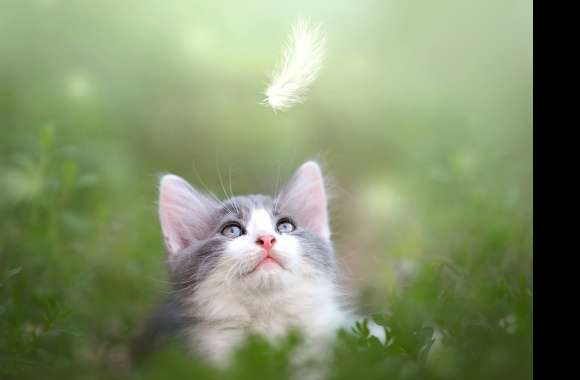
[[158, 161, 336, 293]]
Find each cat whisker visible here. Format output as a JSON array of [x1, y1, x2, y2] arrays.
[[223, 259, 246, 285], [215, 163, 239, 216], [227, 167, 243, 217]]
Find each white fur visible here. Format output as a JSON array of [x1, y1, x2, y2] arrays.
[[183, 208, 345, 365], [264, 19, 326, 111], [160, 165, 383, 370]]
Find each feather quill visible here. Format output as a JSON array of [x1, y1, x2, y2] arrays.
[[264, 19, 326, 111]]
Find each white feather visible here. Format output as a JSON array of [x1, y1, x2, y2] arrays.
[[264, 19, 326, 111]]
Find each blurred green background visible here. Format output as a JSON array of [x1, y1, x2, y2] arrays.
[[0, 0, 532, 379]]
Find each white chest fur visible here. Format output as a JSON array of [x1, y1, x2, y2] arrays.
[[185, 277, 345, 365]]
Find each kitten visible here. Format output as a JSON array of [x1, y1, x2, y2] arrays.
[[132, 161, 349, 367]]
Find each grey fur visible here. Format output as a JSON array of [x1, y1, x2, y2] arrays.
[[166, 194, 335, 289]]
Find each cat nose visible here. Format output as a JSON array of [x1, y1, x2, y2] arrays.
[[256, 235, 276, 251]]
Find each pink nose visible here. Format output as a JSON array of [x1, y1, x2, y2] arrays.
[[256, 235, 276, 251]]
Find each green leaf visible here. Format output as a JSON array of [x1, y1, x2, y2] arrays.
[[371, 313, 390, 327]]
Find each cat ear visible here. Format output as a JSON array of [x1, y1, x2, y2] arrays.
[[158, 174, 217, 255], [277, 161, 331, 241]]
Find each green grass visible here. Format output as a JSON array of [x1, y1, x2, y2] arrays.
[[0, 0, 531, 378], [0, 126, 531, 380]]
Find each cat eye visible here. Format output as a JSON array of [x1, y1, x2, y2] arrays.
[[276, 219, 296, 234], [221, 222, 244, 238]]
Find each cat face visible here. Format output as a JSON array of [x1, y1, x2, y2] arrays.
[[158, 161, 336, 293]]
